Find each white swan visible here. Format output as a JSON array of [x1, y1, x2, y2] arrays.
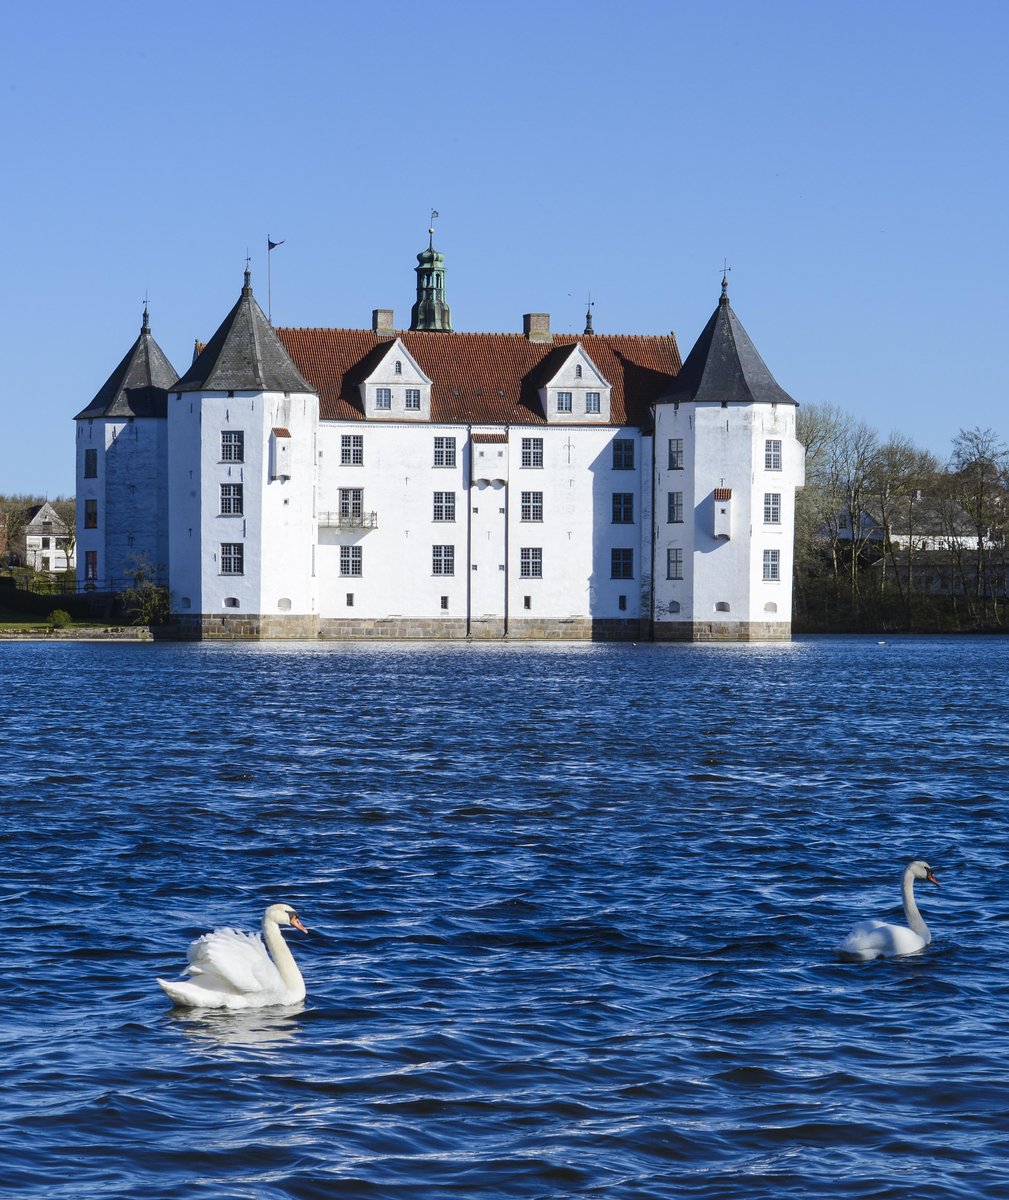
[[838, 860, 939, 962], [157, 903, 308, 1009]]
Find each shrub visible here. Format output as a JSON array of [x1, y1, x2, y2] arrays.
[[49, 608, 72, 629]]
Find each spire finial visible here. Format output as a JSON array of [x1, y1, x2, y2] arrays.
[[428, 208, 439, 249], [243, 253, 252, 294], [584, 292, 595, 336], [142, 291, 150, 332], [720, 259, 731, 303]]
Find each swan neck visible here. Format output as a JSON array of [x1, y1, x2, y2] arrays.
[[901, 868, 929, 938], [263, 916, 304, 990]]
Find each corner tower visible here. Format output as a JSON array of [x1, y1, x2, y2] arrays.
[[167, 269, 320, 637], [409, 219, 452, 332], [652, 277, 805, 640]]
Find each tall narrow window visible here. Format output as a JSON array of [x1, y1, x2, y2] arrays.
[[763, 549, 781, 581], [520, 547, 543, 577], [585, 391, 601, 414], [394, 360, 402, 375], [575, 364, 583, 379], [85, 550, 98, 581], [340, 545, 363, 576], [612, 493, 634, 523], [521, 437, 544, 468], [521, 491, 543, 521], [612, 439, 635, 470], [668, 438, 685, 470], [221, 543, 244, 575], [433, 492, 456, 522], [375, 387, 392, 410], [340, 488, 364, 520], [667, 548, 683, 580], [434, 436, 456, 467], [557, 391, 573, 413], [84, 448, 98, 478], [221, 430, 244, 462], [765, 439, 782, 471], [84, 499, 98, 529], [341, 435, 364, 465], [764, 493, 781, 524], [611, 548, 633, 579], [220, 484, 243, 515], [432, 545, 455, 575], [668, 491, 684, 523]]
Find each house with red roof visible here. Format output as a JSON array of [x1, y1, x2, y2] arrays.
[[75, 231, 804, 640]]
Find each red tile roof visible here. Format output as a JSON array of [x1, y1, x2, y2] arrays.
[[714, 488, 733, 501], [272, 427, 291, 437], [276, 328, 682, 427]]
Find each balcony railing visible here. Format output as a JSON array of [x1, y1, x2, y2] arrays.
[[318, 511, 379, 530]]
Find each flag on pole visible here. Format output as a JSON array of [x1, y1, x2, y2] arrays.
[[268, 238, 284, 251]]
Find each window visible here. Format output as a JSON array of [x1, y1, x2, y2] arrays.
[[575, 364, 583, 379], [765, 439, 782, 471], [434, 436, 456, 467], [340, 488, 363, 519], [41, 537, 50, 549], [85, 550, 97, 581], [764, 493, 781, 524], [84, 448, 98, 478], [84, 499, 98, 529], [394, 360, 402, 375], [613, 439, 634, 470], [521, 491, 543, 521], [668, 491, 684, 523], [347, 593, 355, 606], [585, 391, 601, 414], [440, 595, 449, 610], [520, 547, 543, 578], [432, 545, 455, 575], [405, 388, 421, 410], [221, 543, 244, 575], [433, 491, 456, 522], [668, 438, 684, 470], [557, 391, 573, 413], [612, 493, 634, 523], [611, 548, 633, 579], [667, 548, 683, 580], [340, 545, 363, 576], [341, 435, 364, 465], [375, 387, 392, 410], [523, 595, 532, 609], [521, 437, 543, 468], [763, 549, 781, 581], [220, 483, 243, 515], [221, 431, 244, 462]]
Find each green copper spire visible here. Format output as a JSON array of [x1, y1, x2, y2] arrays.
[[409, 211, 452, 332]]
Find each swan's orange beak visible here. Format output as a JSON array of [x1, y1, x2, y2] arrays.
[[926, 870, 940, 887], [291, 916, 309, 933]]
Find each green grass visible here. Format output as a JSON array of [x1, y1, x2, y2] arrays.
[[0, 604, 107, 630]]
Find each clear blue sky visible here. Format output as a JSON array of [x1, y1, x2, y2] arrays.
[[2, 0, 1006, 496]]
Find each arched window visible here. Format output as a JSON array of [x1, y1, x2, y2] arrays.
[[715, 601, 730, 612], [394, 360, 402, 375], [575, 364, 583, 379]]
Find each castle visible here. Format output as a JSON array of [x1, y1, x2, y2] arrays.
[[74, 233, 805, 640]]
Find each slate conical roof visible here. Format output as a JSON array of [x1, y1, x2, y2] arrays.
[[660, 278, 796, 406], [75, 308, 179, 419], [175, 269, 315, 394]]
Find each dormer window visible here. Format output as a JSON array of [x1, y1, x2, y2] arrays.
[[585, 392, 600, 414], [405, 388, 421, 410], [557, 391, 573, 413], [376, 387, 392, 410]]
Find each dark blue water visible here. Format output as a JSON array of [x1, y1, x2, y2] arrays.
[[1, 637, 1007, 1199]]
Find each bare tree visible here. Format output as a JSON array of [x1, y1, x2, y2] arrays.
[[947, 427, 1009, 624]]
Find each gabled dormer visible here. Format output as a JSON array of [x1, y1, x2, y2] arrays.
[[535, 343, 612, 423], [358, 338, 433, 420]]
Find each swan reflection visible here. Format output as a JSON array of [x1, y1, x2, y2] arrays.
[[170, 1002, 305, 1049]]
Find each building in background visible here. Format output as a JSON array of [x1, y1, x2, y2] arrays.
[[75, 234, 804, 640]]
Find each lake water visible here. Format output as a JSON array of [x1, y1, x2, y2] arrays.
[[1, 636, 1007, 1199]]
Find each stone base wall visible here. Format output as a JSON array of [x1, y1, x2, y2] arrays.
[[653, 620, 792, 642], [173, 613, 321, 640]]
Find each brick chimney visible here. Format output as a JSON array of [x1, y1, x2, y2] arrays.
[[523, 313, 552, 344], [372, 309, 395, 336]]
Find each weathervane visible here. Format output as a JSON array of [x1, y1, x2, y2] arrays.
[[429, 209, 439, 248]]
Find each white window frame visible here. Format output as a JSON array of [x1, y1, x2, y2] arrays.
[[405, 388, 421, 410], [668, 491, 684, 523], [557, 391, 573, 413], [520, 491, 543, 522], [433, 491, 456, 522], [585, 391, 601, 414], [434, 436, 456, 468], [521, 437, 544, 468], [764, 492, 781, 524], [221, 542, 244, 575], [340, 488, 364, 519], [520, 547, 543, 578], [668, 438, 684, 470], [763, 549, 781, 581], [340, 545, 363, 577], [221, 430, 244, 463], [375, 387, 392, 410], [341, 434, 364, 465], [765, 439, 782, 471], [432, 544, 455, 575], [667, 547, 683, 580], [220, 483, 243, 516]]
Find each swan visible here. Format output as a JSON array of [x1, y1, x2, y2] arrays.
[[157, 903, 308, 1009], [838, 860, 939, 962]]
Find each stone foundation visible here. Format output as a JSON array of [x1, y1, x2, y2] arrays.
[[173, 613, 321, 640], [653, 620, 792, 642]]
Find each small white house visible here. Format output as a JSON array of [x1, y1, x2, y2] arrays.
[[21, 502, 75, 574]]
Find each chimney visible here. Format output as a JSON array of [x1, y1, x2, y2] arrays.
[[372, 308, 395, 336], [523, 312, 552, 344]]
